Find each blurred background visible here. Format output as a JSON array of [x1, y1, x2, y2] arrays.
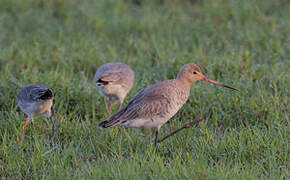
[[0, 0, 289, 178]]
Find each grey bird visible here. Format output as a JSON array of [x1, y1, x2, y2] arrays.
[[17, 85, 54, 139], [99, 64, 238, 146], [94, 63, 134, 112]]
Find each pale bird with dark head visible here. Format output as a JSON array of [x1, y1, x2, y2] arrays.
[[94, 63, 134, 112], [17, 85, 54, 139], [99, 64, 238, 146]]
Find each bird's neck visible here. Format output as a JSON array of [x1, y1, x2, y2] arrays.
[[175, 76, 192, 91]]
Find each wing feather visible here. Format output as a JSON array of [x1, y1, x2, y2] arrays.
[[99, 82, 171, 128], [17, 85, 53, 102], [99, 72, 121, 82]]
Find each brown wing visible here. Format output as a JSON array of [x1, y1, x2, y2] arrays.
[[99, 82, 171, 128], [94, 63, 131, 84], [99, 72, 121, 82]]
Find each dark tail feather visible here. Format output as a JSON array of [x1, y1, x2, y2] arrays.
[[99, 120, 109, 129], [39, 89, 54, 100], [99, 105, 129, 129], [96, 79, 109, 85], [99, 119, 122, 129]]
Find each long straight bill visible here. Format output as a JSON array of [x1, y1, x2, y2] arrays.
[[203, 77, 239, 91]]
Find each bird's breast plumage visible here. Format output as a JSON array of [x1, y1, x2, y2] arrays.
[[158, 80, 190, 121]]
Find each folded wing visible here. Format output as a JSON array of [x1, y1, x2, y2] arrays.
[[99, 85, 170, 128], [18, 85, 53, 102], [95, 72, 122, 85]]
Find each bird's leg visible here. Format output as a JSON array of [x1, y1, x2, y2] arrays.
[[51, 117, 55, 138], [118, 97, 125, 110], [118, 101, 123, 110], [156, 105, 213, 144], [50, 117, 56, 146], [108, 97, 119, 113], [108, 101, 113, 113], [51, 108, 56, 138], [157, 117, 204, 144], [154, 128, 159, 147], [19, 112, 22, 122], [105, 97, 113, 113], [22, 117, 31, 138], [50, 108, 58, 146], [29, 116, 34, 126]]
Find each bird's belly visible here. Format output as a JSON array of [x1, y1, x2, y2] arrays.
[[97, 84, 126, 96], [32, 100, 53, 117], [97, 84, 127, 101], [120, 102, 185, 129], [121, 117, 164, 128], [143, 118, 165, 128]]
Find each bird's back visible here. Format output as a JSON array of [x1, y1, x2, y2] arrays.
[[17, 85, 54, 117], [99, 79, 190, 128], [94, 63, 134, 86], [17, 85, 53, 103]]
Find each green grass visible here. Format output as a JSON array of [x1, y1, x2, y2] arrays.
[[0, 0, 289, 178]]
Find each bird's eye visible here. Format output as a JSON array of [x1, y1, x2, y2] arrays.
[[193, 71, 197, 74]]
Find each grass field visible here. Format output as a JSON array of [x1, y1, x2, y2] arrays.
[[0, 0, 289, 178]]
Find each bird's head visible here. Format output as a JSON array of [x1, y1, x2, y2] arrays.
[[177, 64, 238, 91]]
